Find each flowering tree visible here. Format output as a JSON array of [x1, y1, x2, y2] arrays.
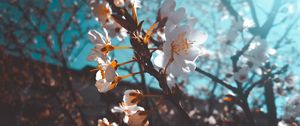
[[1, 0, 300, 126], [87, 0, 300, 126]]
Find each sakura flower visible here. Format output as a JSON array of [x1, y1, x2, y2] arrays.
[[111, 102, 144, 115], [91, 1, 112, 25], [244, 38, 275, 69], [233, 67, 249, 83], [219, 18, 243, 45], [113, 0, 141, 8], [103, 21, 127, 41], [127, 111, 149, 126], [95, 60, 122, 93], [114, 0, 125, 7], [243, 18, 255, 29], [154, 25, 206, 76], [278, 120, 289, 126], [91, 0, 128, 41], [123, 89, 144, 106], [87, 29, 112, 64], [166, 74, 176, 88], [159, 0, 187, 33], [127, 0, 141, 8], [283, 94, 300, 119], [164, 8, 187, 33], [98, 118, 118, 126], [204, 116, 217, 125], [284, 73, 299, 85], [111, 102, 145, 123], [159, 0, 176, 20]]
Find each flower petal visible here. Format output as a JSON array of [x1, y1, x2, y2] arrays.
[[95, 80, 110, 93], [96, 71, 103, 81], [105, 65, 117, 82], [153, 51, 167, 68], [88, 30, 106, 45]]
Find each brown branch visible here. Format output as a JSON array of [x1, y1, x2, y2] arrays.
[[195, 67, 237, 93]]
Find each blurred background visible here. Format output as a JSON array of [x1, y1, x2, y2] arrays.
[[1, 0, 300, 125]]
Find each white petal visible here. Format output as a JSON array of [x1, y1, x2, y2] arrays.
[[182, 60, 197, 73], [182, 46, 201, 62], [88, 30, 106, 45], [153, 51, 167, 68], [96, 71, 103, 81], [167, 74, 176, 88], [87, 53, 98, 61], [105, 65, 117, 82], [268, 48, 277, 55], [123, 115, 129, 124], [95, 80, 110, 93], [189, 31, 208, 45], [160, 0, 176, 19], [168, 7, 186, 25], [128, 105, 144, 113], [111, 106, 123, 113], [102, 27, 110, 44], [168, 59, 185, 76], [114, 0, 125, 7]]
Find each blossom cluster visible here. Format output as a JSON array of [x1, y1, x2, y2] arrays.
[[98, 89, 148, 126], [87, 0, 207, 124], [86, 0, 287, 125]]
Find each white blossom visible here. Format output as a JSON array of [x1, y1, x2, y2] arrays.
[[87, 29, 112, 64], [114, 0, 125, 7], [285, 73, 299, 85], [244, 38, 276, 69], [159, 0, 176, 20], [111, 102, 145, 124], [103, 21, 128, 41], [113, 0, 141, 8], [128, 0, 141, 8], [278, 120, 289, 126], [166, 74, 176, 88], [95, 60, 120, 93], [127, 111, 149, 126], [204, 116, 217, 125], [233, 67, 249, 83], [154, 25, 207, 76], [98, 118, 118, 126], [123, 89, 143, 106], [283, 94, 300, 119], [91, 1, 112, 25]]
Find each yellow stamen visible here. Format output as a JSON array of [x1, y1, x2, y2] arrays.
[[121, 71, 144, 79], [110, 60, 118, 69], [144, 21, 158, 44], [170, 32, 190, 56], [112, 46, 133, 50], [100, 45, 114, 55], [90, 63, 104, 72], [109, 76, 123, 90], [116, 59, 137, 67]]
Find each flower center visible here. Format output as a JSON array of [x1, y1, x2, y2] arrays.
[[171, 32, 190, 55]]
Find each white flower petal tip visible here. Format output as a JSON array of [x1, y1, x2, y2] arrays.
[[123, 89, 143, 106]]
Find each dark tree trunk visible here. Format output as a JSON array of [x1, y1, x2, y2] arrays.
[[264, 80, 277, 126]]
